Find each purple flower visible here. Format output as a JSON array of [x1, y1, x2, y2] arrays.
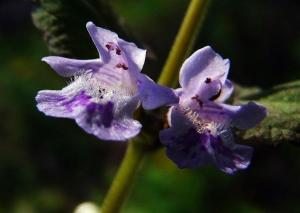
[[159, 46, 267, 174], [36, 22, 178, 141]]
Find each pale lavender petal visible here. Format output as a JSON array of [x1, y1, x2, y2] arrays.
[[179, 46, 230, 89], [211, 137, 253, 174], [86, 21, 118, 63], [138, 74, 179, 110], [118, 39, 147, 73], [222, 102, 267, 130], [75, 101, 142, 141], [42, 57, 101, 77], [36, 89, 91, 118], [216, 80, 234, 102]]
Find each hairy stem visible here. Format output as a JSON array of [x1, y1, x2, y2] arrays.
[[158, 0, 211, 87], [101, 140, 146, 213]]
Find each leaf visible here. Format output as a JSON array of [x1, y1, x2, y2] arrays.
[[235, 81, 300, 145], [31, 0, 132, 58]]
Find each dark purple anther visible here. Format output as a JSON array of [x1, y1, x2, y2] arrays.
[[116, 48, 121, 55], [116, 63, 128, 70], [205, 77, 211, 83]]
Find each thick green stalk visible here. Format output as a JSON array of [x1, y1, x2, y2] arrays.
[[158, 0, 211, 87], [101, 140, 146, 213]]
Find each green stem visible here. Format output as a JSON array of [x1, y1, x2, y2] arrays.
[[101, 140, 146, 213], [158, 0, 211, 87]]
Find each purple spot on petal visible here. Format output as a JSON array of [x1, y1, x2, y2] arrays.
[[102, 101, 114, 127], [85, 101, 114, 128]]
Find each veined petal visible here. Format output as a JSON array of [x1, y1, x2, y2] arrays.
[[42, 57, 101, 77], [222, 102, 267, 130], [179, 46, 230, 89], [138, 74, 179, 110], [75, 101, 142, 141], [160, 128, 212, 168], [36, 88, 91, 118], [36, 78, 142, 141], [211, 137, 253, 174], [86, 21, 118, 63]]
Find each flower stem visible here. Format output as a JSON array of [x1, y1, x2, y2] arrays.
[[101, 140, 146, 213], [158, 0, 211, 87]]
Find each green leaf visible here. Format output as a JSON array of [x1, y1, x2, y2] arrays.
[[235, 81, 300, 145]]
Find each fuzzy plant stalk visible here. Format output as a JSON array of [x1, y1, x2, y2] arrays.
[[100, 0, 211, 212]]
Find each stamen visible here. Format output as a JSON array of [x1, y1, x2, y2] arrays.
[[116, 48, 121, 55], [179, 106, 227, 136], [116, 63, 128, 70], [205, 78, 211, 83]]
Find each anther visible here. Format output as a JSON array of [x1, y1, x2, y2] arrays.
[[205, 78, 211, 84]]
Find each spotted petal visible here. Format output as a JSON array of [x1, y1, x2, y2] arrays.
[[86, 21, 146, 74], [118, 38, 147, 74], [86, 22, 118, 63], [179, 46, 230, 89]]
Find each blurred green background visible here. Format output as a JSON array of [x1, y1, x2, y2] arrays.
[[0, 0, 300, 212]]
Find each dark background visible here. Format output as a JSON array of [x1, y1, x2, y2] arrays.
[[0, 0, 300, 212]]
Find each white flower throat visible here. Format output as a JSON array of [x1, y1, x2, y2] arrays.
[[70, 71, 136, 104]]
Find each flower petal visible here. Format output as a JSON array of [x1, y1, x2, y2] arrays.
[[222, 102, 267, 130], [42, 57, 100, 77], [36, 89, 91, 118], [216, 80, 234, 102], [86, 21, 118, 63], [75, 101, 142, 141], [179, 46, 230, 89], [211, 136, 253, 174], [160, 128, 212, 168], [160, 108, 212, 168], [138, 74, 179, 110], [36, 80, 142, 141], [118, 38, 147, 73]]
